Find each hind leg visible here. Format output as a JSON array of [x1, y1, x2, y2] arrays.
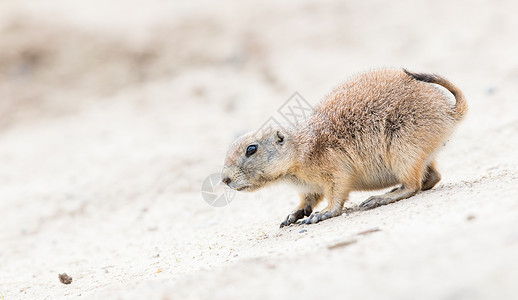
[[421, 161, 441, 191], [359, 159, 425, 210]]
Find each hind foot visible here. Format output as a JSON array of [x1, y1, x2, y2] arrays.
[[421, 163, 441, 191], [359, 185, 419, 210], [359, 195, 390, 210]]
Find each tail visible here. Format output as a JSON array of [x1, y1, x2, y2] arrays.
[[403, 69, 468, 121]]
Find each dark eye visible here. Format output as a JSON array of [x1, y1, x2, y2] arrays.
[[245, 144, 258, 157]]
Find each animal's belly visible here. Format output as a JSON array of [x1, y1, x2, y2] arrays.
[[351, 165, 399, 191]]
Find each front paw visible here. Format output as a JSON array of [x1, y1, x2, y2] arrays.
[[301, 209, 340, 225], [280, 206, 312, 228]]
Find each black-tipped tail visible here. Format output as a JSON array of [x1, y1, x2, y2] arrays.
[[404, 69, 467, 121]]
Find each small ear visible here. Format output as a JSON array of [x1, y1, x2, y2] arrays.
[[276, 130, 285, 144]]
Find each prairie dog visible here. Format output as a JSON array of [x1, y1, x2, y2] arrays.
[[221, 69, 467, 227]]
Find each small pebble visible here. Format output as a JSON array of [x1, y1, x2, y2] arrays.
[[299, 229, 307, 233], [58, 273, 72, 285]]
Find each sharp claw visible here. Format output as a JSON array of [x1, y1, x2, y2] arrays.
[[280, 217, 291, 228], [359, 197, 372, 209], [306, 214, 314, 224], [360, 204, 370, 210], [305, 212, 317, 224]]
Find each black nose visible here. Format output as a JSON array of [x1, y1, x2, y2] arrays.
[[222, 177, 231, 185]]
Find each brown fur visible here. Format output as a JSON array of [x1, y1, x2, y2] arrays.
[[221, 68, 467, 227]]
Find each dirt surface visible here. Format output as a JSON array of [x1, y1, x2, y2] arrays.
[[1, 0, 517, 299]]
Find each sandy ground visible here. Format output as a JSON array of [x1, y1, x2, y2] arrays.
[[1, 0, 518, 299]]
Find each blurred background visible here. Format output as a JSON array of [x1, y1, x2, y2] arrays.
[[1, 0, 517, 299]]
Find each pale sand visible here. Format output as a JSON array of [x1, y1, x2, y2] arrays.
[[0, 0, 517, 299]]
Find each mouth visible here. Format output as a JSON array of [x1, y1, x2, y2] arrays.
[[236, 186, 251, 192]]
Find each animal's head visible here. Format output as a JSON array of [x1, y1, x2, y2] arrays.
[[221, 128, 296, 192]]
